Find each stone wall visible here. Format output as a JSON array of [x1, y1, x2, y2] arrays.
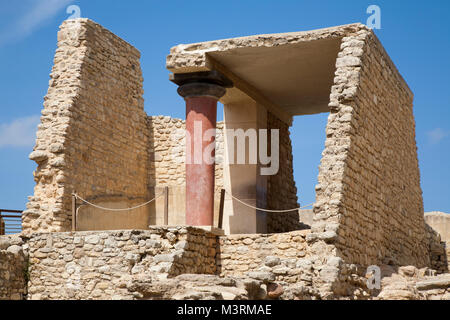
[[266, 112, 300, 233], [0, 235, 28, 300], [148, 116, 186, 187], [217, 230, 310, 284], [216, 230, 394, 299], [23, 19, 148, 233], [148, 116, 224, 189], [339, 31, 427, 266], [310, 27, 428, 271], [27, 227, 217, 300], [1, 227, 449, 300]]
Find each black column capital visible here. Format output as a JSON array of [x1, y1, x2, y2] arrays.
[[170, 70, 233, 100]]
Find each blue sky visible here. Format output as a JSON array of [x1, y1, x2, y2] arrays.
[[0, 0, 449, 213]]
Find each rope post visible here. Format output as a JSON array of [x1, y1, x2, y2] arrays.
[[218, 189, 225, 229], [71, 192, 77, 232], [164, 186, 169, 225]]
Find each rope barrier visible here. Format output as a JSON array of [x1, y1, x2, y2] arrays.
[[73, 192, 164, 212], [224, 189, 314, 213], [74, 190, 312, 214]]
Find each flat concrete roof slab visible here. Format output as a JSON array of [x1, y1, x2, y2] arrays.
[[208, 37, 341, 116], [167, 23, 369, 120]]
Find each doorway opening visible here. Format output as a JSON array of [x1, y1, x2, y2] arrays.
[[290, 112, 329, 228]]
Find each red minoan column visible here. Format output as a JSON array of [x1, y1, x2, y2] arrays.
[[170, 71, 232, 226]]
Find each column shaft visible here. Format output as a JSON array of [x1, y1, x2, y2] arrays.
[[170, 70, 232, 227], [185, 96, 217, 226]]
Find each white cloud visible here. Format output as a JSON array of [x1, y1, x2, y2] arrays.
[[427, 128, 449, 145], [0, 0, 74, 46], [0, 115, 40, 148]]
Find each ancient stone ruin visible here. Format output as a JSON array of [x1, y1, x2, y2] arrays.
[[0, 18, 449, 300]]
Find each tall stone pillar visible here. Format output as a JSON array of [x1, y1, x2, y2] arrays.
[[170, 71, 232, 226], [223, 100, 268, 234]]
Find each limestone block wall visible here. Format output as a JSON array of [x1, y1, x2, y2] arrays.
[[310, 27, 428, 269], [27, 227, 217, 300], [266, 112, 299, 233], [147, 116, 224, 188], [147, 116, 225, 190], [0, 236, 28, 300], [1, 228, 447, 300], [217, 230, 310, 284], [148, 116, 186, 187], [23, 19, 148, 233]]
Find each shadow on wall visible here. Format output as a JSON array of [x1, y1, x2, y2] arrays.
[[76, 117, 158, 231], [74, 117, 155, 231], [147, 116, 189, 226], [76, 195, 152, 231]]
